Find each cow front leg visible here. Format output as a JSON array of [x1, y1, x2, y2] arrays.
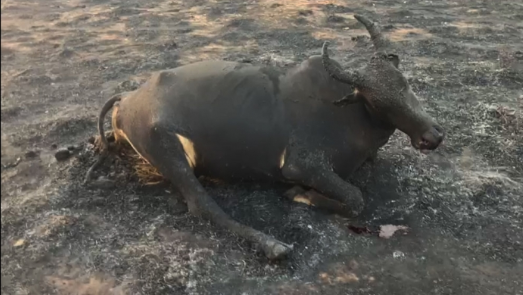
[[366, 149, 378, 163], [281, 157, 364, 217], [141, 124, 293, 259], [284, 186, 349, 216]]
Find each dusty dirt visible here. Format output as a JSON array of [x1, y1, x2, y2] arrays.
[[2, 0, 523, 294]]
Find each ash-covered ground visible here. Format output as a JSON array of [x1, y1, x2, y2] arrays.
[[1, 0, 522, 294]]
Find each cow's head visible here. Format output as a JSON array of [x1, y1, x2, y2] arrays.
[[322, 15, 444, 152]]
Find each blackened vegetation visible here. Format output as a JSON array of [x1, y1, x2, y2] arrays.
[[1, 0, 522, 294]]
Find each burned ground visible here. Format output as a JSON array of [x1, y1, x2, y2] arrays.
[[1, 0, 522, 294]]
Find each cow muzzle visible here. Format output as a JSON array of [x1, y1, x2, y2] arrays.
[[417, 124, 445, 152]]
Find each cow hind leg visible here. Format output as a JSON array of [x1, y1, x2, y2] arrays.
[[142, 123, 293, 260]]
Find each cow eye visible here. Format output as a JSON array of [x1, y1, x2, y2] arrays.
[[387, 54, 400, 68], [387, 54, 398, 60]]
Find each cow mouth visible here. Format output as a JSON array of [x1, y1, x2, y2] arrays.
[[411, 137, 439, 153], [419, 139, 432, 154], [412, 124, 445, 153], [420, 138, 432, 149], [416, 136, 442, 153]]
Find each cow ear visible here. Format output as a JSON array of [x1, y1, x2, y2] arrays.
[[333, 93, 363, 106]]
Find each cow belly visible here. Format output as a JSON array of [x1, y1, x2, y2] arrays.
[[193, 140, 287, 181], [174, 101, 289, 181]]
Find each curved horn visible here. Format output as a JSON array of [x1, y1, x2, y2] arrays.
[[354, 14, 390, 52], [321, 41, 363, 86]]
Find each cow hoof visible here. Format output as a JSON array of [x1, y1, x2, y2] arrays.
[[261, 238, 293, 260], [347, 189, 364, 217], [350, 208, 362, 217], [346, 202, 364, 218]]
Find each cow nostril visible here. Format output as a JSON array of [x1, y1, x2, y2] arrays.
[[432, 125, 445, 139]]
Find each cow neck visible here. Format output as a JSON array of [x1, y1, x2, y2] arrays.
[[362, 102, 395, 134]]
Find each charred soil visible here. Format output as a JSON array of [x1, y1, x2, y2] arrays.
[[1, 0, 522, 294]]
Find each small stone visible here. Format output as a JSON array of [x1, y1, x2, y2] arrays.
[[67, 145, 76, 151], [298, 9, 313, 16], [90, 177, 115, 189], [13, 239, 25, 247], [393, 250, 405, 258], [54, 149, 71, 161], [24, 150, 39, 159], [326, 15, 345, 23], [164, 41, 177, 50], [50, 143, 58, 149], [118, 79, 140, 91], [58, 48, 75, 58]]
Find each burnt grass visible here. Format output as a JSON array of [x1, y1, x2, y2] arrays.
[[1, 0, 523, 294]]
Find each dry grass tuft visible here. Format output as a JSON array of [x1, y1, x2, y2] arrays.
[[91, 132, 166, 185], [91, 131, 113, 154], [128, 152, 164, 185]]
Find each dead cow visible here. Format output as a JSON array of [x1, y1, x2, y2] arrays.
[[91, 15, 444, 259]]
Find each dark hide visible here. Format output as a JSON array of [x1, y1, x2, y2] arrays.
[[115, 58, 393, 182]]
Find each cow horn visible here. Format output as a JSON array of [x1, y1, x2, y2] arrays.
[[354, 14, 390, 52], [321, 41, 364, 86]]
